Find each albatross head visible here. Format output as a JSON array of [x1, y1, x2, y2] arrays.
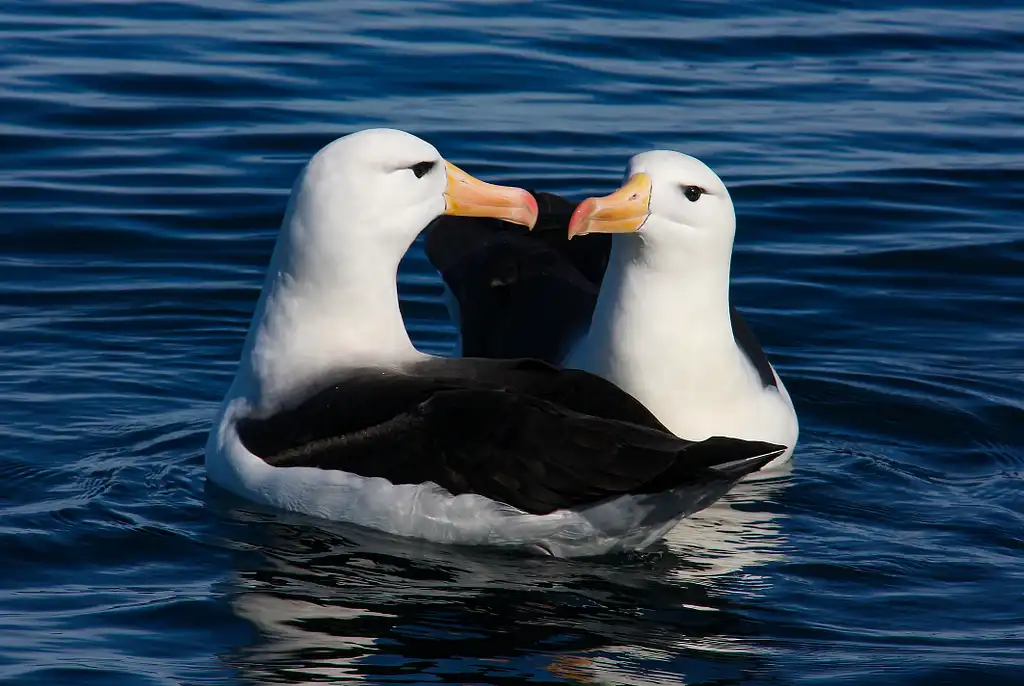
[[291, 128, 538, 257], [236, 128, 539, 405], [566, 150, 735, 262]]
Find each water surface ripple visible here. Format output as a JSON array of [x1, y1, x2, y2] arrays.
[[1, 1, 1022, 684]]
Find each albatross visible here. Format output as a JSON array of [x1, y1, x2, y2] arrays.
[[426, 150, 799, 469], [205, 130, 786, 557]]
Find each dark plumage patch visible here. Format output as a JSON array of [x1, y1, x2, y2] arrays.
[[424, 190, 778, 389], [237, 358, 786, 516]]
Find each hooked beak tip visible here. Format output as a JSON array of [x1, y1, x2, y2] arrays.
[[523, 192, 539, 230], [567, 197, 597, 239]]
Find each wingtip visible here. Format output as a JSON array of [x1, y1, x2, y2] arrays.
[[707, 443, 788, 480]]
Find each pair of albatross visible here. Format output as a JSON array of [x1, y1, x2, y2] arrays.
[[205, 128, 798, 558]]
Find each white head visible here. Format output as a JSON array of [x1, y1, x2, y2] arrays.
[[566, 150, 736, 267], [282, 128, 539, 273], [236, 128, 538, 405]]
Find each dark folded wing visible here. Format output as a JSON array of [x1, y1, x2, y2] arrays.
[[424, 192, 611, 362], [236, 364, 785, 516], [415, 389, 785, 514]]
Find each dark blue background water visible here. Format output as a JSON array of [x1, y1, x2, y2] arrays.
[[2, 1, 1023, 683]]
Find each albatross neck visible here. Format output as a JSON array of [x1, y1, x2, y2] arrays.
[[567, 232, 744, 417], [235, 218, 423, 410]]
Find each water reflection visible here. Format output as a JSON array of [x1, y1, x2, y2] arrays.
[[216, 472, 790, 684], [662, 466, 792, 583]]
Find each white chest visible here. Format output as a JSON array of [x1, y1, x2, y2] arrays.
[[568, 336, 798, 452]]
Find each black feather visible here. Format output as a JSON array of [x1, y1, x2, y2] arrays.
[[423, 191, 778, 389], [236, 358, 785, 516]]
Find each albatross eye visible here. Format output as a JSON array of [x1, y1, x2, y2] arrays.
[[682, 185, 704, 202], [410, 161, 437, 178]]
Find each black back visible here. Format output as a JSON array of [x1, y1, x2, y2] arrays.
[[237, 357, 786, 516]]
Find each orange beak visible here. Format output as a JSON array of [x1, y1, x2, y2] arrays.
[[443, 161, 539, 229], [566, 172, 652, 239]]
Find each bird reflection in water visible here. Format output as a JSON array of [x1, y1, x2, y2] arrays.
[[214, 467, 790, 685]]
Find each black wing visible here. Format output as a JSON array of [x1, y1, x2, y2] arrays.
[[235, 358, 786, 516], [424, 192, 609, 363], [424, 190, 778, 388]]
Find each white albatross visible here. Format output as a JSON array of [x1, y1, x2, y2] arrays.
[[205, 130, 787, 558], [426, 150, 798, 469]]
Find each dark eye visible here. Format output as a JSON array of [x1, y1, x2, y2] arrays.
[[411, 161, 436, 178], [683, 185, 704, 202]]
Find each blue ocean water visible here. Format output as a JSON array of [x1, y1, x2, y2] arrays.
[[2, 0, 1023, 683]]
